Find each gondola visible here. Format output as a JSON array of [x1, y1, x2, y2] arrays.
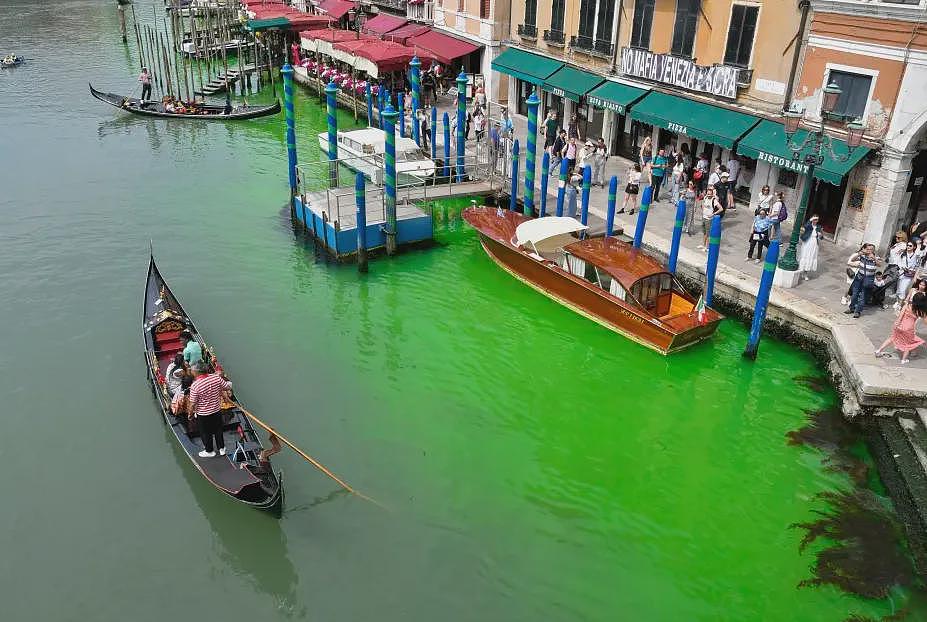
[[143, 254, 284, 516], [1, 55, 24, 68], [90, 83, 280, 120]]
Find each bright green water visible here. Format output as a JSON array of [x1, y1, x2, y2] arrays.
[[0, 2, 923, 620]]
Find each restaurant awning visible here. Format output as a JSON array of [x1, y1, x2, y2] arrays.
[[406, 30, 480, 65], [542, 65, 604, 103], [384, 23, 431, 45], [491, 47, 562, 86], [301, 29, 375, 57], [736, 120, 871, 186], [362, 13, 407, 35], [246, 4, 331, 31], [333, 39, 421, 77], [629, 91, 760, 148], [586, 81, 648, 116], [318, 0, 354, 20]]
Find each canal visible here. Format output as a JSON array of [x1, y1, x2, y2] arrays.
[[0, 2, 924, 620]]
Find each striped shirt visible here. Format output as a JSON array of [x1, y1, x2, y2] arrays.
[[189, 373, 232, 417]]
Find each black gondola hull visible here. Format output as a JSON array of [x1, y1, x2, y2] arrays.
[[91, 83, 280, 120]]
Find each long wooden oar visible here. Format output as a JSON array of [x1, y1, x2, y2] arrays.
[[236, 404, 385, 510]]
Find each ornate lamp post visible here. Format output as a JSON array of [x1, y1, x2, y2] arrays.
[[777, 82, 865, 273]]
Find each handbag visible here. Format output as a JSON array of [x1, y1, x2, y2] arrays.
[[693, 169, 704, 180], [751, 232, 763, 241], [626, 183, 639, 193]]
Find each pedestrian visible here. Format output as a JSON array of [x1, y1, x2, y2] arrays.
[[679, 142, 692, 171], [768, 191, 788, 240], [592, 137, 609, 187], [465, 107, 472, 139], [670, 154, 686, 204], [500, 106, 514, 139], [754, 185, 773, 215], [727, 154, 741, 189], [699, 187, 724, 251], [889, 230, 909, 268], [650, 148, 668, 202], [874, 292, 927, 364], [473, 108, 486, 142], [714, 171, 734, 215], [693, 152, 709, 192], [419, 109, 429, 150], [619, 163, 642, 215], [798, 214, 823, 280], [565, 173, 581, 218], [639, 136, 653, 169], [845, 243, 881, 318], [567, 113, 580, 140], [489, 122, 501, 167], [139, 67, 152, 102], [549, 129, 566, 173], [543, 111, 559, 150], [895, 240, 925, 303], [563, 136, 578, 176], [682, 181, 698, 234], [747, 208, 774, 262], [188, 360, 232, 458], [577, 139, 595, 171]]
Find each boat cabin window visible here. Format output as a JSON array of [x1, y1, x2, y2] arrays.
[[608, 279, 626, 301], [630, 272, 690, 317], [362, 144, 375, 154]]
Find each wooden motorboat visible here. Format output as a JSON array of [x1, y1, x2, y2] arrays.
[[90, 83, 280, 120], [318, 127, 435, 184], [462, 207, 724, 354], [143, 255, 284, 516]]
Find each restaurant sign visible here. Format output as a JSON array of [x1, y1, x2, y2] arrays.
[[756, 151, 810, 175], [620, 48, 739, 100], [587, 95, 624, 114]]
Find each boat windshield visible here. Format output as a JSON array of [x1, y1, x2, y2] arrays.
[[629, 273, 694, 318], [397, 149, 424, 162]]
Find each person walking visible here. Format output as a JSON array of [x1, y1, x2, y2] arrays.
[[188, 360, 233, 458], [768, 191, 788, 240], [473, 108, 486, 142], [592, 137, 609, 187], [747, 208, 774, 262], [726, 154, 741, 190], [713, 171, 734, 215], [563, 137, 578, 176], [895, 241, 925, 304], [639, 136, 653, 169], [543, 111, 559, 150], [577, 140, 595, 172], [682, 181, 698, 235], [619, 163, 642, 215], [693, 152, 709, 192], [419, 109, 429, 151], [549, 129, 566, 173], [798, 214, 823, 280], [670, 154, 686, 204], [565, 173, 581, 218], [845, 243, 881, 318], [650, 148, 668, 202], [874, 292, 926, 364], [139, 67, 152, 102], [567, 113, 580, 140], [699, 187, 724, 250]]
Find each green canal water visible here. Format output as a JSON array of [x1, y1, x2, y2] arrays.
[[1, 2, 924, 620]]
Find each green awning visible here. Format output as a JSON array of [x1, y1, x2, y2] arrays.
[[587, 81, 648, 115], [629, 91, 760, 148], [491, 48, 563, 86], [736, 120, 870, 186], [247, 17, 290, 31], [542, 66, 604, 102]]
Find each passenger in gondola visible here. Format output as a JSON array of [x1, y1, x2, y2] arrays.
[[189, 360, 232, 458], [171, 375, 194, 432], [165, 353, 186, 396], [180, 330, 203, 366]]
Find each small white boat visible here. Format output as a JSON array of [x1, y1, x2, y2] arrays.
[[180, 38, 246, 57], [317, 127, 436, 185]]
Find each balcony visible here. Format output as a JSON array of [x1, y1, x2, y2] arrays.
[[543, 29, 565, 46], [517, 23, 537, 40], [371, 0, 407, 12], [406, 0, 433, 22], [570, 34, 615, 58]]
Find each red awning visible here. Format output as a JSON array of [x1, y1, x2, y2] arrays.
[[318, 0, 355, 20], [405, 30, 480, 65], [285, 13, 331, 30], [383, 23, 431, 45], [302, 28, 375, 43], [242, 0, 287, 5], [362, 13, 407, 36], [333, 39, 422, 73]]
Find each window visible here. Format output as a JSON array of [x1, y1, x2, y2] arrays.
[[827, 69, 873, 120], [578, 0, 597, 39], [671, 0, 700, 58], [724, 4, 759, 67], [630, 0, 655, 49], [525, 0, 537, 26], [595, 0, 616, 44], [480, 0, 490, 19], [550, 0, 566, 33]]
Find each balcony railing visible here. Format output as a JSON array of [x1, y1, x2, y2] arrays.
[[406, 0, 433, 22], [543, 29, 565, 45], [371, 0, 407, 11], [517, 23, 537, 39], [570, 34, 615, 58]]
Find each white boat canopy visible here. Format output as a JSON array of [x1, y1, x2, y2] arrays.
[[514, 217, 588, 253]]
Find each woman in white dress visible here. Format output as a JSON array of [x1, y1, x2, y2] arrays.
[[798, 214, 822, 280]]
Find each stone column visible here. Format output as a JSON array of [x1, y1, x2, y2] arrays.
[[863, 151, 915, 250]]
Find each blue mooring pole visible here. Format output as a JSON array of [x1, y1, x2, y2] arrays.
[[430, 106, 437, 162], [409, 56, 421, 146], [540, 151, 550, 218], [382, 104, 399, 255], [365, 82, 373, 127], [325, 80, 339, 188], [523, 90, 540, 216], [509, 139, 520, 211], [377, 89, 384, 129], [456, 71, 467, 182], [668, 200, 687, 274], [705, 215, 723, 306], [281, 64, 298, 215], [633, 185, 653, 249], [580, 164, 591, 229], [355, 171, 368, 273], [605, 175, 618, 237], [744, 239, 780, 360], [442, 112, 450, 181], [555, 157, 569, 217]]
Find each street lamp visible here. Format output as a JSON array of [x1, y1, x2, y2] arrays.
[[777, 82, 864, 273]]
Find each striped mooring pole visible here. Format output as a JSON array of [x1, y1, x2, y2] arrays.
[[580, 164, 592, 229], [633, 186, 653, 249], [605, 175, 618, 237], [281, 64, 298, 215], [705, 215, 723, 306], [355, 172, 368, 272], [744, 239, 781, 360], [540, 151, 550, 217], [668, 200, 687, 274], [555, 157, 568, 217], [456, 71, 467, 182], [325, 80, 339, 188], [509, 139, 520, 211], [377, 88, 384, 129], [523, 90, 540, 216], [382, 104, 399, 256], [430, 106, 437, 162], [442, 112, 451, 181], [409, 56, 421, 146]]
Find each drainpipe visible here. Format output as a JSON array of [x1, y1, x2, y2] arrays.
[[610, 0, 624, 74], [784, 0, 811, 109]]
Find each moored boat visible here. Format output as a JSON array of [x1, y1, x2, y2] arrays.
[[1, 54, 24, 68], [462, 207, 724, 354], [90, 83, 280, 120], [142, 255, 284, 516], [317, 127, 435, 184]]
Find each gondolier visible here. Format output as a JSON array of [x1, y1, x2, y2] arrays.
[[139, 67, 151, 102], [189, 360, 232, 458]]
